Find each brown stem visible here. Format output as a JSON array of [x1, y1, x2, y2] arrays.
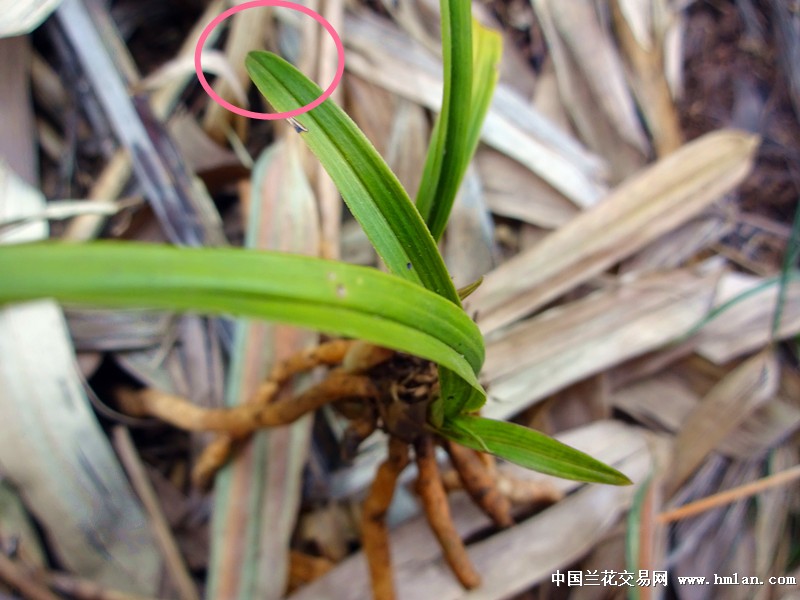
[[118, 370, 376, 436], [361, 438, 410, 600], [414, 436, 481, 589], [445, 441, 513, 528]]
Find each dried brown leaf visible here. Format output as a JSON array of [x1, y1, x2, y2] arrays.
[[0, 37, 36, 184], [621, 210, 735, 275], [613, 374, 700, 433], [207, 138, 319, 600], [385, 98, 429, 199], [138, 50, 246, 104], [65, 309, 173, 351], [444, 166, 496, 285], [531, 0, 648, 179], [612, 0, 683, 156], [169, 114, 241, 174], [613, 372, 800, 460], [755, 445, 796, 583], [718, 400, 800, 459], [0, 480, 47, 568], [56, 0, 225, 245], [202, 5, 272, 141], [697, 272, 800, 363], [481, 267, 720, 420], [530, 57, 574, 133], [113, 427, 200, 600], [546, 0, 649, 151], [344, 10, 607, 207], [468, 130, 759, 335], [667, 351, 780, 493], [0, 0, 61, 37], [670, 461, 764, 599], [476, 148, 579, 229]]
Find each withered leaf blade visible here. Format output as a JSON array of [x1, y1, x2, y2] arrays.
[[469, 130, 760, 335], [208, 139, 319, 600], [667, 350, 780, 494]]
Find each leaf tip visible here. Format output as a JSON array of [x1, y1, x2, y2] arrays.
[[244, 49, 263, 69], [245, 50, 278, 81], [604, 470, 634, 487]]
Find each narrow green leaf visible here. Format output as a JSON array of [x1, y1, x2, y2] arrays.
[[415, 0, 474, 240], [465, 21, 502, 168], [412, 8, 501, 419], [456, 276, 483, 300], [0, 242, 484, 392], [245, 51, 459, 305], [439, 414, 633, 485], [245, 50, 487, 414], [625, 473, 653, 600], [415, 11, 501, 244], [681, 274, 800, 341], [772, 198, 800, 336]]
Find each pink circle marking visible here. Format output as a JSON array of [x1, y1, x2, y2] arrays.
[[194, 0, 345, 120]]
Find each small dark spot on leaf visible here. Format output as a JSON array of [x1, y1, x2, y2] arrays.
[[288, 117, 308, 133], [406, 262, 412, 270]]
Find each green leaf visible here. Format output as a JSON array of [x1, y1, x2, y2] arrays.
[[0, 242, 484, 393], [456, 276, 483, 300], [245, 51, 459, 305], [438, 414, 633, 485], [413, 5, 501, 418], [465, 20, 502, 168], [414, 0, 472, 240], [415, 5, 501, 242], [773, 199, 800, 336], [625, 473, 653, 600], [245, 50, 487, 414]]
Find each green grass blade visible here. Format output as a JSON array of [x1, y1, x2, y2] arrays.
[[415, 7, 501, 242], [625, 474, 653, 600], [0, 242, 484, 392], [439, 414, 633, 485], [413, 6, 500, 418], [439, 20, 500, 414], [414, 0, 473, 240], [465, 21, 501, 169], [772, 199, 800, 336], [681, 273, 800, 341], [245, 52, 459, 304]]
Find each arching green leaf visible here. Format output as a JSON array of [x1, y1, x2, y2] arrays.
[[0, 242, 484, 392]]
